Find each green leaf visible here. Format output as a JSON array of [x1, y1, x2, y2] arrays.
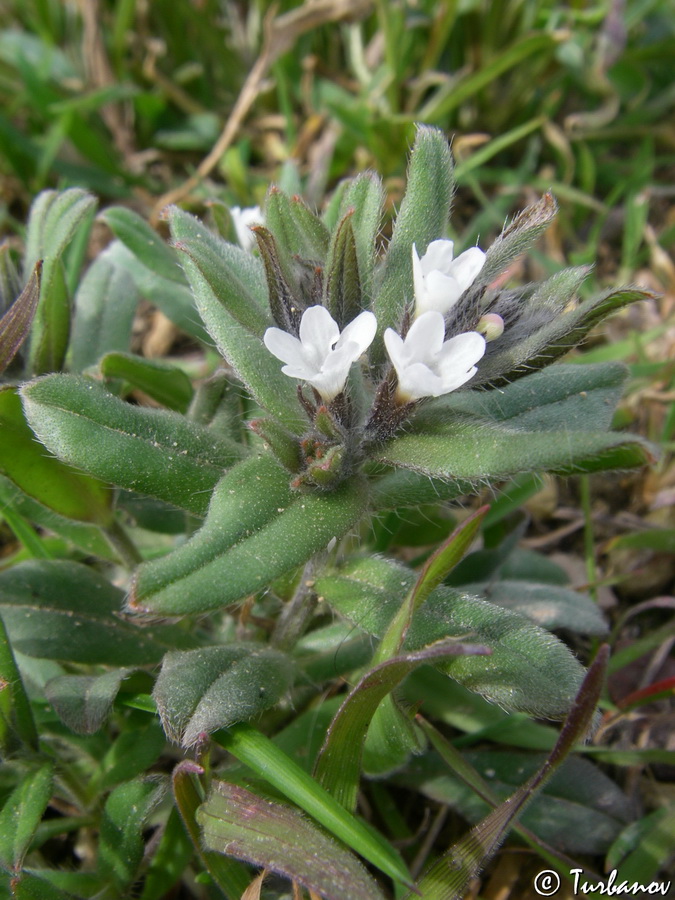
[[103, 240, 207, 342], [68, 251, 138, 372], [338, 172, 383, 306], [213, 723, 411, 888], [473, 287, 654, 386], [314, 556, 587, 720], [23, 189, 97, 375], [0, 614, 39, 753], [99, 352, 194, 413], [0, 386, 113, 525], [400, 750, 630, 856], [407, 646, 609, 899], [98, 778, 164, 894], [0, 262, 41, 374], [462, 581, 609, 635], [198, 781, 387, 900], [314, 642, 488, 811], [153, 645, 293, 747], [178, 252, 304, 432], [170, 206, 271, 336], [376, 423, 653, 483], [0, 560, 192, 665], [130, 456, 367, 616], [373, 126, 454, 355], [0, 475, 116, 561], [20, 374, 244, 516], [417, 362, 630, 433], [0, 764, 53, 873], [23, 189, 96, 279], [45, 668, 133, 735], [138, 807, 194, 900], [99, 206, 187, 285], [172, 762, 252, 900]]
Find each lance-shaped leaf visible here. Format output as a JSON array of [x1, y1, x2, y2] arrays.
[[264, 187, 330, 263], [472, 286, 655, 386], [0, 615, 38, 754], [177, 249, 305, 432], [0, 559, 193, 665], [400, 748, 630, 856], [131, 456, 367, 616], [375, 505, 489, 662], [68, 251, 138, 372], [198, 781, 387, 900], [0, 385, 113, 525], [103, 239, 207, 341], [373, 126, 454, 355], [153, 645, 293, 747], [99, 352, 194, 413], [213, 723, 411, 888], [314, 642, 489, 812], [170, 206, 271, 336], [324, 210, 363, 329], [0, 242, 22, 315], [173, 763, 251, 900], [461, 581, 609, 635], [0, 764, 54, 873], [99, 205, 187, 285], [407, 646, 609, 899], [98, 778, 164, 895], [338, 172, 383, 306], [20, 374, 244, 516], [314, 556, 587, 720], [375, 421, 654, 484], [23, 188, 97, 375], [0, 261, 41, 374], [45, 668, 134, 735], [416, 362, 630, 433]]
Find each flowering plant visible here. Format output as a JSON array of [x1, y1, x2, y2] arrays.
[[0, 127, 656, 898]]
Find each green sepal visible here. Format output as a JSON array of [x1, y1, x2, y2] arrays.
[[324, 210, 363, 329], [337, 172, 383, 307], [264, 187, 329, 263], [248, 416, 302, 471], [20, 374, 244, 516], [252, 224, 306, 332], [372, 126, 454, 358], [130, 456, 368, 616], [0, 385, 113, 525]]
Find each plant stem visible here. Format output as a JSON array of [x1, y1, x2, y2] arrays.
[[271, 556, 320, 651], [103, 518, 143, 569]]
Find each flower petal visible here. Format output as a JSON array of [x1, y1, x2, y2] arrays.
[[448, 247, 486, 292], [421, 239, 455, 276], [437, 331, 486, 391], [299, 306, 341, 360], [263, 327, 304, 366], [337, 310, 377, 356], [404, 310, 446, 363]]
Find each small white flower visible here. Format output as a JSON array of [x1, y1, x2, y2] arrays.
[[384, 310, 486, 402], [412, 240, 486, 318], [264, 306, 377, 401], [231, 205, 263, 252]]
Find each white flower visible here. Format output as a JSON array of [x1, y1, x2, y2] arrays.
[[264, 306, 377, 401], [412, 240, 486, 318], [231, 205, 263, 252], [384, 311, 486, 402]]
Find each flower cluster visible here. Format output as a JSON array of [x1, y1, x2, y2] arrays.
[[264, 240, 488, 404]]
